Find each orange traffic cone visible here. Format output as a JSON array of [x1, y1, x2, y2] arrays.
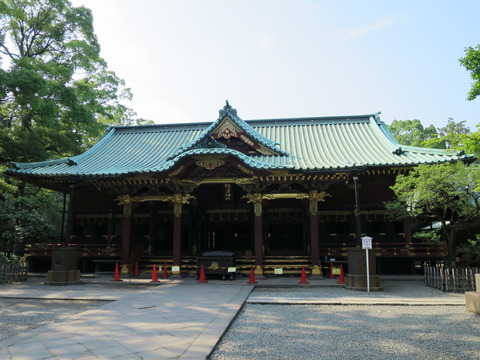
[[299, 265, 309, 284], [247, 266, 257, 284], [329, 262, 335, 279], [337, 265, 346, 284], [112, 262, 122, 282], [198, 264, 207, 283], [162, 263, 169, 279], [134, 262, 139, 277], [150, 264, 159, 283]]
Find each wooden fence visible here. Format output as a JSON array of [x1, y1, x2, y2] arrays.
[[424, 266, 479, 292], [0, 262, 28, 284]]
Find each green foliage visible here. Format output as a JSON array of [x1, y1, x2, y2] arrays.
[[422, 118, 470, 150], [392, 162, 480, 220], [388, 119, 439, 147], [384, 200, 410, 220], [0, 0, 151, 252], [0, 0, 146, 164], [390, 162, 480, 262], [412, 230, 442, 245], [457, 235, 480, 256], [0, 191, 55, 255], [0, 253, 23, 264], [459, 44, 480, 101], [388, 118, 471, 150], [457, 125, 480, 160]]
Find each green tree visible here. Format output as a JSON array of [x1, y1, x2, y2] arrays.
[[0, 0, 150, 254], [458, 127, 480, 159], [459, 44, 480, 101], [0, 0, 143, 164], [390, 162, 480, 266], [0, 192, 55, 256], [388, 119, 439, 147], [422, 118, 470, 150]]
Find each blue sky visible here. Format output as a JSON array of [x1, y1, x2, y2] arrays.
[[71, 0, 480, 130]]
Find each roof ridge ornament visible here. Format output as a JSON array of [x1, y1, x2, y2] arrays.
[[219, 100, 237, 118]]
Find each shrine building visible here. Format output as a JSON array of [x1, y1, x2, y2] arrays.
[[6, 102, 472, 276]]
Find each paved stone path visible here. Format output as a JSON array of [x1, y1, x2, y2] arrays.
[[0, 275, 468, 359], [0, 278, 252, 359]]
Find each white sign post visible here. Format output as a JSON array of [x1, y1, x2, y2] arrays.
[[362, 236, 373, 293]]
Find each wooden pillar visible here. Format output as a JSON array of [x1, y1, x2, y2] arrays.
[[244, 193, 264, 275], [121, 202, 132, 264], [403, 217, 412, 243], [172, 201, 182, 267], [308, 190, 325, 276], [353, 177, 362, 246], [107, 210, 114, 246], [147, 204, 155, 255], [65, 185, 76, 245], [254, 210, 263, 270], [310, 214, 320, 265]]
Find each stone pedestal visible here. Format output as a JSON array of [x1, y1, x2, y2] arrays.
[[346, 274, 383, 291], [345, 247, 382, 291], [465, 274, 480, 314], [45, 247, 81, 285]]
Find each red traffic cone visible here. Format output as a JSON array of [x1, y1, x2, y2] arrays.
[[150, 264, 159, 283], [134, 262, 139, 277], [198, 264, 207, 283], [247, 266, 257, 284], [329, 262, 335, 279], [162, 263, 169, 279], [337, 265, 346, 284], [299, 265, 309, 284], [112, 262, 122, 282]]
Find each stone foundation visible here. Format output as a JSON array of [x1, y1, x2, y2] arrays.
[[465, 274, 480, 314], [466, 292, 480, 314], [346, 274, 383, 291], [46, 269, 81, 285]]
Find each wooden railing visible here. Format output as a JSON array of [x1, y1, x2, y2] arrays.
[[30, 243, 121, 257], [29, 242, 446, 259], [320, 242, 446, 258]]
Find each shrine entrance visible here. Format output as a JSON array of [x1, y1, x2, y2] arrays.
[[267, 223, 305, 254], [205, 221, 251, 253]]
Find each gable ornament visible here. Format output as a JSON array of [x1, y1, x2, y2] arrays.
[[196, 157, 226, 170]]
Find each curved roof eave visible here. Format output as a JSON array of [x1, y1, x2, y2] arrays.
[[146, 148, 294, 174]]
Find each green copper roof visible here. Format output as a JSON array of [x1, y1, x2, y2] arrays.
[[168, 101, 289, 160], [8, 104, 473, 179]]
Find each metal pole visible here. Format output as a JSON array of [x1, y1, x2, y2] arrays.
[[366, 248, 370, 293]]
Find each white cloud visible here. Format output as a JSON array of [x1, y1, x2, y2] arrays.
[[345, 16, 397, 39]]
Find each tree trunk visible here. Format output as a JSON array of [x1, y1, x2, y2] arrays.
[[444, 226, 457, 268]]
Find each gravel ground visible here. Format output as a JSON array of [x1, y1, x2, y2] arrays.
[[249, 279, 467, 300], [1, 277, 478, 359], [210, 304, 480, 360], [210, 282, 480, 360], [0, 298, 105, 341]]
